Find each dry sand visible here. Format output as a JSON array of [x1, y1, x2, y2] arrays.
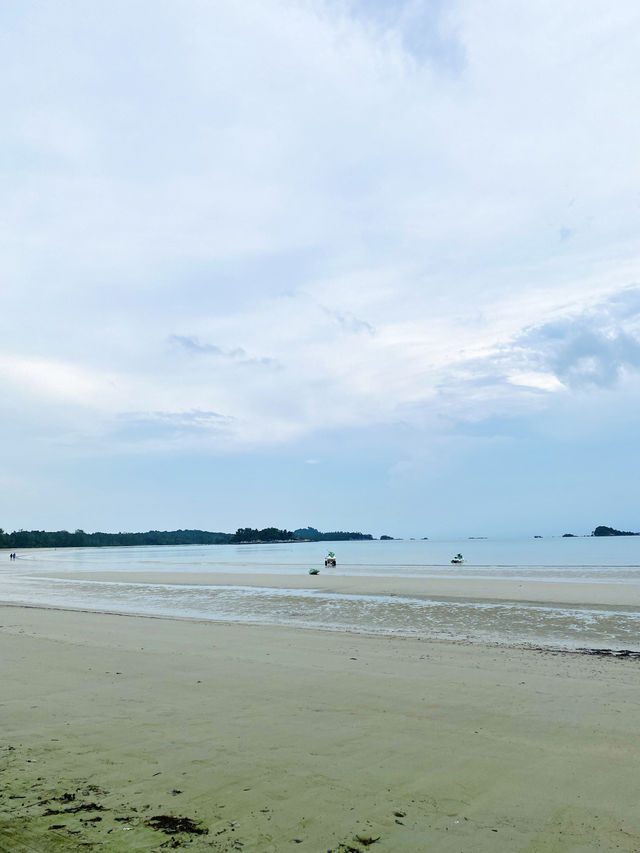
[[1, 603, 639, 852]]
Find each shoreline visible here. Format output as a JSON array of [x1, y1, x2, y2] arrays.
[[2, 599, 639, 658], [6, 567, 640, 653], [3, 599, 639, 658], [1, 603, 640, 851]]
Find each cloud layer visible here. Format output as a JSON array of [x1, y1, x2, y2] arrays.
[[2, 0, 640, 531]]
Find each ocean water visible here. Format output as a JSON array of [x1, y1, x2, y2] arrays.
[[2, 537, 640, 650]]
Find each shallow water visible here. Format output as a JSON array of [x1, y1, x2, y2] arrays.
[[2, 538, 640, 649]]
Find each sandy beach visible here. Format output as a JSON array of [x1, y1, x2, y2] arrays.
[[1, 603, 639, 852]]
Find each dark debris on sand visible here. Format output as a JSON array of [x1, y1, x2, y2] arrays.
[[533, 646, 640, 660], [145, 814, 209, 835], [0, 745, 213, 850], [577, 648, 640, 659], [43, 801, 106, 816]]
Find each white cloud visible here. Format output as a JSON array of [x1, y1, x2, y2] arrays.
[[507, 372, 566, 392], [0, 354, 121, 406]]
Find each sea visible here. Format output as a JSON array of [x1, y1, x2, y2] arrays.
[[2, 537, 640, 650]]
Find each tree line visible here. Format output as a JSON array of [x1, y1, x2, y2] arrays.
[[1, 526, 375, 549], [0, 529, 232, 549], [293, 527, 374, 541]]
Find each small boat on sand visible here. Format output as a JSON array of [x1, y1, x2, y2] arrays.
[[450, 553, 465, 564], [309, 568, 320, 575]]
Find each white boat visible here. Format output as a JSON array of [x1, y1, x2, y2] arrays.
[[450, 553, 465, 564]]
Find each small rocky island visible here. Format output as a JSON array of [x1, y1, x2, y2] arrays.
[[592, 525, 639, 537]]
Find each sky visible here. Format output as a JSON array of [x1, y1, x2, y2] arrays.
[[2, 0, 640, 538]]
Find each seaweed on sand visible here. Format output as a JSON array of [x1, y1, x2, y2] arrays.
[[145, 815, 208, 835]]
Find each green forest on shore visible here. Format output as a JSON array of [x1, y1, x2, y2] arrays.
[[0, 525, 374, 549]]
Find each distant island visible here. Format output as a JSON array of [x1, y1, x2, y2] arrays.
[[292, 527, 374, 542], [231, 527, 373, 543], [592, 525, 639, 537], [0, 525, 376, 549]]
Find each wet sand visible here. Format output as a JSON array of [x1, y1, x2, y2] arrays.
[[1, 603, 639, 852], [44, 568, 640, 607]]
